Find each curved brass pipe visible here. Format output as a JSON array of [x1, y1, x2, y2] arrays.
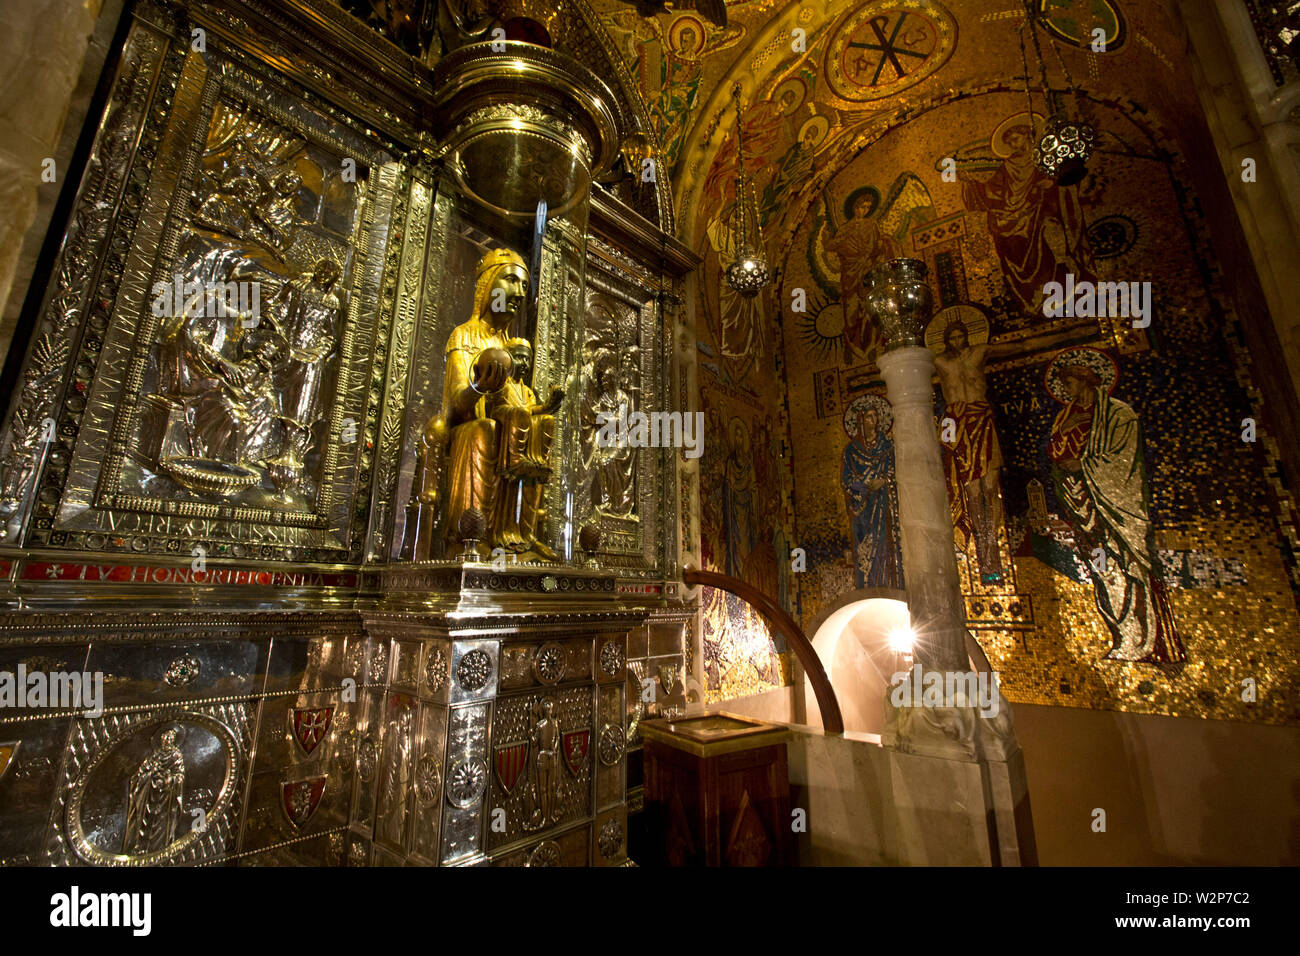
[[683, 568, 845, 735]]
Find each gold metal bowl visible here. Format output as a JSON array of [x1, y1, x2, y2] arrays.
[[162, 456, 262, 496], [431, 42, 624, 222]]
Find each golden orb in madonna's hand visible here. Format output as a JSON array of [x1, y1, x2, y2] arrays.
[[472, 346, 513, 392]]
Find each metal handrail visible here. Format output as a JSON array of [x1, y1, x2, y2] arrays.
[[683, 567, 844, 735]]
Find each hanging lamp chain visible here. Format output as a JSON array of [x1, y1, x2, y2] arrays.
[[1043, 12, 1087, 122], [1023, 0, 1058, 115], [1018, 18, 1035, 122], [732, 83, 752, 256]]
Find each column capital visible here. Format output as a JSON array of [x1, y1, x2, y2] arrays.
[[878, 346, 937, 400], [864, 258, 933, 352]]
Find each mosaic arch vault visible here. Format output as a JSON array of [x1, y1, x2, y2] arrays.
[[590, 0, 1300, 720]]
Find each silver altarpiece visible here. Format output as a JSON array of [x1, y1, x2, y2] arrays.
[[0, 0, 698, 866]]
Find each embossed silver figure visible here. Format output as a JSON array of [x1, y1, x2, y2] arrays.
[[583, 350, 637, 518], [274, 262, 343, 459], [136, 97, 350, 505], [239, 258, 346, 507], [123, 726, 185, 856], [150, 253, 288, 475], [195, 159, 265, 243], [256, 170, 304, 257], [525, 698, 561, 829]]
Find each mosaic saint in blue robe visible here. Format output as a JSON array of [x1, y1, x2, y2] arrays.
[[842, 406, 902, 590]]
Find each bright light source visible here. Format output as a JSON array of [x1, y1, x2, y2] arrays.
[[888, 627, 915, 655], [743, 259, 755, 271]]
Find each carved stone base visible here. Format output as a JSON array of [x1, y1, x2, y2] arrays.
[[881, 666, 1036, 865], [881, 667, 1020, 761]]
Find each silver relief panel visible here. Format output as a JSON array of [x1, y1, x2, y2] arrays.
[[576, 248, 665, 571], [596, 681, 625, 811], [349, 690, 383, 834], [373, 691, 418, 853], [48, 702, 253, 866], [0, 716, 73, 865], [89, 640, 265, 710], [242, 692, 350, 852], [0, 26, 171, 544], [486, 685, 594, 852], [440, 700, 490, 864], [25, 35, 400, 562], [408, 702, 448, 862], [581, 290, 640, 523]]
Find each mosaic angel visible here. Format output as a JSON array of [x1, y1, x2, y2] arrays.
[[821, 173, 935, 366]]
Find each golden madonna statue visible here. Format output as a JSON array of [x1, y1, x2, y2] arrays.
[[416, 248, 563, 561]]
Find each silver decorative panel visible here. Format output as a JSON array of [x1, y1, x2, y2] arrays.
[[48, 701, 253, 866], [0, 0, 694, 871], [439, 700, 490, 864], [486, 685, 594, 851]]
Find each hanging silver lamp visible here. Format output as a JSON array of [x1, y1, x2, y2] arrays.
[[1019, 0, 1098, 187], [1034, 113, 1096, 187], [723, 86, 772, 298]]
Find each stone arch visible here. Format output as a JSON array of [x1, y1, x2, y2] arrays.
[[798, 587, 993, 734]]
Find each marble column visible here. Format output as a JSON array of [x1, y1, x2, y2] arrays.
[[868, 259, 967, 674], [866, 259, 1035, 863]]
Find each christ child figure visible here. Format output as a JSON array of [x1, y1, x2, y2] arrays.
[[484, 337, 564, 482]]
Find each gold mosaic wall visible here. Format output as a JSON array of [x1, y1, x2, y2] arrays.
[[595, 0, 1300, 720]]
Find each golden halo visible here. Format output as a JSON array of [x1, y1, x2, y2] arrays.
[[773, 76, 808, 115], [1044, 346, 1119, 404], [668, 14, 707, 59], [990, 111, 1046, 159], [797, 114, 830, 149], [843, 394, 892, 439], [925, 304, 990, 354], [815, 302, 844, 339]]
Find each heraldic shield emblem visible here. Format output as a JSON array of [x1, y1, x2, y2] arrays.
[[289, 706, 334, 756], [280, 776, 327, 829], [494, 740, 528, 794], [0, 741, 17, 780], [562, 729, 590, 776]]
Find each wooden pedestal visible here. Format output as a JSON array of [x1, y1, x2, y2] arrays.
[[640, 715, 793, 867]]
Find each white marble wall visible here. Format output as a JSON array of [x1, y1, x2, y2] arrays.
[[0, 0, 107, 365], [786, 726, 994, 865], [786, 724, 1034, 866], [1179, 2, 1300, 402]]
